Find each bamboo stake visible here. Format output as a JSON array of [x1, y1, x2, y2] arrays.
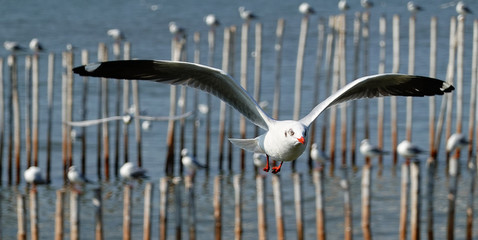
[[123, 42, 131, 166], [443, 17, 457, 166], [253, 23, 262, 137], [174, 178, 182, 240], [185, 176, 196, 240], [113, 41, 121, 177], [193, 32, 200, 158], [256, 175, 267, 240], [455, 16, 464, 135], [467, 20, 478, 163], [272, 18, 285, 120], [399, 163, 409, 240], [410, 160, 421, 240], [80, 50, 89, 175], [159, 177, 169, 240], [321, 16, 335, 157], [32, 54, 39, 167], [70, 190, 80, 240], [227, 27, 237, 171], [466, 160, 476, 240], [293, 12, 310, 121], [362, 12, 370, 140], [234, 174, 242, 240], [25, 55, 32, 169], [272, 175, 284, 240], [425, 157, 435, 240], [329, 16, 341, 173], [350, 13, 361, 168], [406, 15, 416, 142], [313, 168, 326, 240], [377, 15, 387, 168], [214, 176, 222, 240], [293, 173, 304, 240], [12, 54, 20, 184], [0, 58, 3, 185], [7, 55, 15, 185], [29, 188, 39, 240], [339, 15, 347, 166], [218, 27, 232, 170], [391, 15, 400, 165], [46, 53, 54, 183], [66, 51, 74, 169], [239, 22, 249, 170], [93, 188, 103, 240], [429, 17, 438, 159], [206, 25, 216, 170], [361, 164, 372, 240], [341, 166, 353, 240], [95, 48, 103, 179], [55, 190, 65, 240], [308, 18, 326, 169], [17, 194, 26, 240], [123, 185, 132, 240], [99, 43, 110, 180], [143, 182, 153, 240], [131, 56, 142, 167], [447, 157, 459, 240]]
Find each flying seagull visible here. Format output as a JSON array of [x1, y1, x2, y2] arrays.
[[73, 60, 454, 173]]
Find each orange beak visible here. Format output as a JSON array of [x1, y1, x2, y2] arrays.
[[297, 136, 305, 144]]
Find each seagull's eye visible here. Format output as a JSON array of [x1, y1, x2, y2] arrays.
[[288, 129, 295, 136]]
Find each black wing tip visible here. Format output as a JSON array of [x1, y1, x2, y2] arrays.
[[441, 82, 455, 93], [72, 62, 102, 76]]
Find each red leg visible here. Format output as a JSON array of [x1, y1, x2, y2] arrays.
[[263, 155, 270, 172], [271, 161, 283, 174]]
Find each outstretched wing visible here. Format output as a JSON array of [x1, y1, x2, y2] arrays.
[[300, 73, 454, 127], [73, 60, 273, 130]]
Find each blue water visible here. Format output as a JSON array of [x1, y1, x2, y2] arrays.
[[2, 0, 478, 239]]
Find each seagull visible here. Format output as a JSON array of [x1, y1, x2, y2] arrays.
[[107, 29, 125, 41], [338, 0, 350, 11], [397, 140, 426, 158], [73, 60, 454, 174], [310, 143, 328, 167], [446, 132, 470, 152], [29, 38, 44, 52], [360, 139, 387, 158], [119, 162, 148, 180], [361, 0, 374, 9], [67, 166, 91, 185], [407, 1, 423, 14], [4, 41, 24, 52], [238, 6, 257, 21], [253, 152, 268, 169], [181, 148, 206, 174], [204, 14, 220, 28], [122, 114, 133, 124], [24, 166, 46, 184], [142, 120, 151, 130], [299, 2, 315, 15], [456, 1, 473, 16], [169, 21, 185, 37]]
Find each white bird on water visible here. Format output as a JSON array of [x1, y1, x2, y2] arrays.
[[397, 140, 426, 158], [299, 2, 315, 15], [456, 1, 473, 16], [407, 1, 423, 15], [338, 0, 350, 12], [446, 132, 470, 152], [238, 6, 257, 21], [29, 38, 44, 52], [204, 14, 220, 27], [67, 166, 90, 185], [107, 29, 125, 41], [24, 166, 46, 184], [310, 143, 328, 167], [4, 41, 24, 52], [361, 0, 374, 9], [360, 139, 387, 158], [73, 60, 454, 173], [120, 162, 148, 180], [181, 148, 206, 173]]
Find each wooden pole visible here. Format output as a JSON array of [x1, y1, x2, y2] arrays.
[[350, 12, 361, 169], [321, 16, 335, 160], [455, 16, 465, 136], [46, 53, 54, 183], [447, 157, 459, 240], [80, 50, 89, 175], [272, 18, 285, 120], [256, 175, 267, 240], [25, 55, 32, 169], [218, 27, 232, 170], [429, 17, 438, 159], [313, 168, 326, 240], [174, 178, 182, 240], [185, 176, 196, 240], [406, 15, 416, 142], [410, 160, 421, 240], [272, 175, 284, 240], [253, 23, 262, 137], [113, 41, 122, 177], [93, 188, 103, 240], [143, 182, 153, 240], [425, 157, 435, 240], [66, 51, 74, 169], [391, 15, 400, 165], [123, 42, 131, 166], [213, 176, 223, 240], [123, 185, 132, 240], [55, 190, 65, 240], [338, 15, 347, 166], [362, 12, 371, 140], [159, 177, 169, 240], [329, 16, 341, 174], [12, 54, 21, 184], [206, 26, 216, 171], [467, 20, 478, 163], [99, 43, 110, 180], [131, 60, 142, 167], [0, 58, 3, 185], [239, 22, 249, 170], [227, 26, 237, 171], [32, 54, 39, 167], [234, 174, 242, 240], [341, 166, 353, 240], [293, 173, 304, 240], [361, 164, 372, 240], [399, 163, 409, 240], [444, 17, 457, 167], [7, 55, 15, 185], [466, 160, 476, 240], [377, 15, 387, 168], [17, 194, 26, 240], [70, 190, 80, 240], [29, 188, 39, 240]]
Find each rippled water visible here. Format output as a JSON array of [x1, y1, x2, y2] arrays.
[[2, 0, 478, 239]]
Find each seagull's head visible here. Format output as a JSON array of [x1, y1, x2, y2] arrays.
[[280, 121, 308, 146]]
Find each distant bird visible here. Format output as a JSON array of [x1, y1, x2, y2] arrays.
[[120, 162, 148, 180], [181, 148, 206, 173], [70, 128, 83, 141], [24, 166, 46, 184], [29, 38, 44, 52], [310, 143, 328, 167], [397, 140, 425, 158], [299, 2, 315, 15], [407, 1, 423, 14], [122, 114, 132, 124], [107, 29, 125, 41], [361, 0, 374, 9], [67, 166, 91, 185], [238, 6, 257, 21], [142, 120, 151, 130], [338, 0, 350, 11], [456, 1, 473, 16], [198, 104, 209, 114], [446, 132, 470, 152], [66, 43, 75, 51], [360, 139, 387, 158], [253, 152, 268, 169], [169, 21, 185, 37], [4, 41, 24, 52], [204, 14, 220, 27]]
